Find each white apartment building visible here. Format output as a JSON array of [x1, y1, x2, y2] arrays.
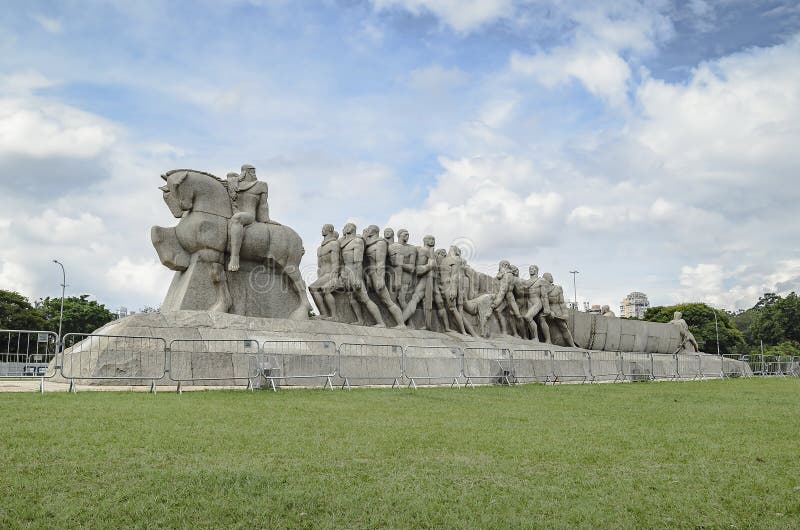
[[620, 292, 650, 319]]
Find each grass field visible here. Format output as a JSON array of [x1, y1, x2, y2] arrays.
[[2, 379, 799, 529]]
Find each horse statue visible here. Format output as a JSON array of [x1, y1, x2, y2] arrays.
[[151, 169, 312, 320]]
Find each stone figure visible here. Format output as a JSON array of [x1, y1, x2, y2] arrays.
[[388, 229, 416, 311], [541, 272, 577, 347], [437, 246, 471, 334], [600, 305, 616, 318], [382, 227, 397, 301], [521, 265, 551, 342], [491, 260, 523, 336], [226, 165, 270, 272], [363, 225, 406, 328], [670, 311, 699, 353], [401, 235, 447, 330], [309, 224, 340, 320], [339, 223, 386, 327], [151, 169, 311, 319]]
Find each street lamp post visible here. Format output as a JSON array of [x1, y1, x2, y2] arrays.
[[712, 308, 721, 357], [569, 270, 579, 310], [52, 260, 65, 349]]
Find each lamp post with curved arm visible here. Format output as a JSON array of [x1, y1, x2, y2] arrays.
[[52, 260, 65, 348]]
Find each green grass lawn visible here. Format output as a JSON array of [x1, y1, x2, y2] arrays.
[[2, 379, 799, 529]]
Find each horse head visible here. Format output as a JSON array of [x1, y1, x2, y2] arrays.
[[160, 171, 192, 218]]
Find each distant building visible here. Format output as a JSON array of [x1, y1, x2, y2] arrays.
[[620, 292, 650, 319], [117, 307, 128, 319], [586, 304, 602, 314]]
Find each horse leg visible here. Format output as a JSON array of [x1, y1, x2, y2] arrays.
[[208, 260, 232, 313], [284, 263, 312, 320]]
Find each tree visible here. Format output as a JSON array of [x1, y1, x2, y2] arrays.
[[0, 290, 45, 330], [746, 292, 800, 346], [37, 294, 115, 336], [644, 303, 745, 354]]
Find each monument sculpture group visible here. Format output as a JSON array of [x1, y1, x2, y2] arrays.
[[149, 165, 698, 353], [52, 163, 743, 389]]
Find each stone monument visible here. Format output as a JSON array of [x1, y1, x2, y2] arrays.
[[53, 164, 751, 387]]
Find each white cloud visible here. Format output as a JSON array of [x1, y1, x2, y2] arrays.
[[511, 46, 632, 106], [105, 258, 173, 301], [0, 260, 37, 296], [632, 34, 800, 187], [24, 210, 105, 244], [31, 14, 62, 34], [385, 155, 564, 261], [406, 65, 468, 93], [372, 0, 515, 32], [0, 97, 119, 158]]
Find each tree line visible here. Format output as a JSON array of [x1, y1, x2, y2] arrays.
[[644, 292, 800, 357], [0, 289, 116, 337]]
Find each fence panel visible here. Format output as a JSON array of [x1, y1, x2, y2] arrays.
[[651, 353, 678, 380], [259, 340, 337, 389], [619, 352, 654, 382], [0, 330, 59, 379], [337, 343, 403, 388], [403, 345, 463, 388], [510, 349, 552, 383], [721, 354, 747, 378], [699, 355, 723, 379], [168, 339, 259, 390], [550, 350, 590, 384], [462, 347, 513, 386], [587, 351, 621, 383], [62, 334, 166, 389], [676, 354, 701, 380]]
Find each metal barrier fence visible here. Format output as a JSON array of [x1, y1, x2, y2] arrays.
[[403, 345, 462, 388], [651, 353, 678, 381], [550, 350, 590, 384], [0, 330, 59, 379], [337, 343, 403, 389], [619, 352, 655, 382], [676, 354, 702, 380], [6, 328, 799, 393], [462, 347, 512, 387], [509, 349, 552, 383], [260, 340, 337, 390], [586, 351, 621, 383], [168, 339, 259, 393], [0, 330, 59, 393], [62, 334, 167, 392]]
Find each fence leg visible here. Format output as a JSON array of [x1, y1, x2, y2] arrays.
[[270, 378, 277, 392], [324, 376, 333, 390], [463, 376, 474, 388], [392, 377, 400, 389], [246, 378, 254, 392], [451, 377, 459, 388], [177, 381, 182, 395], [39, 377, 45, 394], [150, 380, 157, 394], [69, 379, 77, 393], [407, 378, 417, 390]]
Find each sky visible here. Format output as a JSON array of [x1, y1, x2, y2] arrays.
[[1, 0, 799, 313]]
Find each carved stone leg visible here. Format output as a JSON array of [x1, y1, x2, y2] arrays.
[[357, 288, 385, 327], [283, 264, 311, 320], [537, 315, 552, 343], [323, 291, 337, 321], [209, 262, 233, 313]]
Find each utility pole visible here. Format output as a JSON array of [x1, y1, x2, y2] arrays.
[[52, 260, 66, 350], [712, 308, 721, 357]]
